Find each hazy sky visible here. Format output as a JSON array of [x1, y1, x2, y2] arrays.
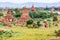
[[0, 0, 60, 3]]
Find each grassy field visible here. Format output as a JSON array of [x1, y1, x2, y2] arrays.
[[0, 26, 60, 40]]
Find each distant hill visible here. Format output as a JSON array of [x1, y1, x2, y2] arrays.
[[0, 2, 60, 8]]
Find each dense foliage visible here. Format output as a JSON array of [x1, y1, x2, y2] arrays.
[[13, 13, 22, 18], [37, 21, 42, 27], [53, 16, 58, 21], [29, 12, 53, 19], [0, 13, 3, 16], [13, 8, 22, 18], [27, 20, 34, 25]]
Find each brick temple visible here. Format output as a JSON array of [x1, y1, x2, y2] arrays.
[[6, 8, 14, 21], [0, 8, 14, 27], [31, 4, 35, 11], [15, 6, 30, 26], [58, 6, 60, 14], [51, 7, 55, 14], [30, 4, 37, 12]]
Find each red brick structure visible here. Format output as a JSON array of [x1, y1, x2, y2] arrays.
[[0, 8, 14, 27], [15, 6, 30, 26], [30, 4, 38, 12], [51, 7, 55, 14], [58, 6, 60, 11], [2, 16, 11, 27], [58, 6, 60, 14], [31, 4, 35, 11], [6, 8, 14, 22]]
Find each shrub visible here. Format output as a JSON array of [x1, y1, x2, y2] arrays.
[[53, 16, 58, 21], [29, 12, 38, 18], [27, 20, 34, 25], [13, 13, 22, 18], [0, 13, 3, 16], [38, 12, 52, 19], [29, 12, 53, 19], [14, 8, 19, 13], [55, 30, 60, 37], [0, 30, 13, 38], [47, 13, 53, 18], [53, 13, 58, 17], [14, 8, 22, 18], [0, 23, 5, 26], [39, 13, 48, 19], [37, 21, 42, 27]]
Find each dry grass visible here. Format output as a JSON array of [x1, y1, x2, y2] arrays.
[[0, 26, 60, 40]]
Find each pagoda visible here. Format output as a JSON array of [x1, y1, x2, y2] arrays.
[[58, 6, 60, 14], [51, 7, 55, 14], [31, 4, 35, 11], [58, 6, 60, 11], [30, 4, 37, 12], [0, 8, 14, 27], [2, 16, 11, 27], [6, 8, 14, 21], [15, 6, 30, 26]]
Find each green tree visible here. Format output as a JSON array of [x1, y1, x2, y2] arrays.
[[37, 21, 42, 27], [14, 8, 22, 18], [27, 20, 34, 25], [53, 16, 58, 21], [29, 12, 38, 18], [0, 13, 3, 17], [13, 12, 22, 18]]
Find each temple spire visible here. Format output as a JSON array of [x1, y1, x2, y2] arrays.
[[31, 4, 35, 11], [51, 7, 55, 14], [58, 6, 60, 11], [46, 5, 48, 8], [23, 6, 28, 13], [58, 6, 60, 14], [15, 6, 30, 26], [7, 8, 11, 14]]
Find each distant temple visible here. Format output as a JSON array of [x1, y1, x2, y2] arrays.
[[58, 6, 60, 11], [15, 6, 30, 26], [46, 5, 49, 10], [0, 8, 4, 12], [31, 4, 35, 11], [0, 8, 14, 27], [30, 4, 37, 12], [58, 6, 60, 14], [51, 7, 55, 14], [6, 8, 14, 21]]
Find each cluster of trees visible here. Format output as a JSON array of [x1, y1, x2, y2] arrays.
[[11, 8, 58, 19], [44, 7, 58, 11], [5, 8, 23, 18], [26, 19, 42, 28], [27, 12, 58, 28], [29, 12, 56, 19], [13, 8, 22, 18]]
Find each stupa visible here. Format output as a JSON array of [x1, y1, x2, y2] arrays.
[[15, 6, 30, 26], [58, 6, 60, 14], [31, 4, 35, 11], [51, 7, 55, 14], [2, 16, 11, 27], [0, 8, 14, 27], [6, 8, 14, 21], [30, 4, 37, 12]]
